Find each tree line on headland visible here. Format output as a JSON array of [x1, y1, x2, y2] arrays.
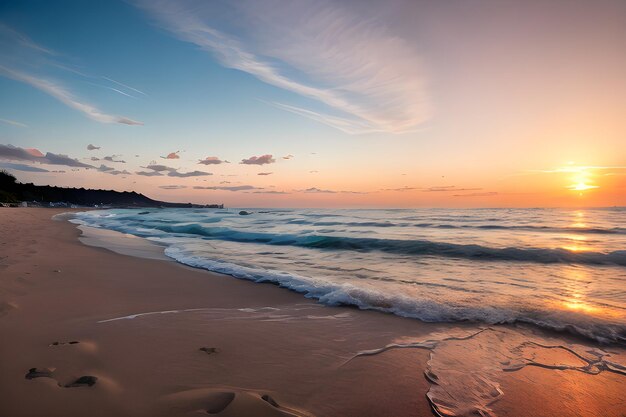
[[0, 171, 223, 208]]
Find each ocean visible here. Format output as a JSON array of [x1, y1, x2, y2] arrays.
[[73, 207, 626, 344]]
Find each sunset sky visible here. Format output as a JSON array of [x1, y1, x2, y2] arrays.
[[1, 0, 624, 207]]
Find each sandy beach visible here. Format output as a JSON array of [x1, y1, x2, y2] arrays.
[[1, 208, 624, 417]]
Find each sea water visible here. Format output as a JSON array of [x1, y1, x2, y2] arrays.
[[74, 207, 626, 344]]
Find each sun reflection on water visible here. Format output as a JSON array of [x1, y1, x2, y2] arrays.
[[556, 268, 619, 318]]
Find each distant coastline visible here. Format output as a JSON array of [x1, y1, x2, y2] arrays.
[[0, 171, 223, 209]]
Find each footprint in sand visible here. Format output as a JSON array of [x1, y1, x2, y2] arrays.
[[25, 367, 55, 380], [199, 346, 218, 355], [64, 376, 98, 388], [0, 301, 17, 318], [161, 388, 311, 417], [49, 340, 80, 346], [48, 339, 98, 354], [25, 368, 98, 388]]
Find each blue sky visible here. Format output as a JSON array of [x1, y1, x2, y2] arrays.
[[0, 0, 624, 207]]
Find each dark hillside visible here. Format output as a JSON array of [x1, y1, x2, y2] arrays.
[[0, 171, 222, 208]]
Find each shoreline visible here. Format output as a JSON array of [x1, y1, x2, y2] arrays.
[[0, 208, 624, 416], [70, 210, 626, 348]]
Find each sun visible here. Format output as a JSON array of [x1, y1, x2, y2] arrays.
[[562, 166, 599, 192], [567, 182, 598, 191]]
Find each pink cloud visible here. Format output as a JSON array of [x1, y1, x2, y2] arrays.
[[241, 154, 275, 165], [25, 148, 44, 157], [162, 151, 180, 159], [199, 156, 225, 165]]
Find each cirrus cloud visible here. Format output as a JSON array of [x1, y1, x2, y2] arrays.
[[133, 0, 430, 134], [0, 66, 143, 126]]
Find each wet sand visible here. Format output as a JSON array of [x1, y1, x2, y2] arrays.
[[0, 208, 624, 417]]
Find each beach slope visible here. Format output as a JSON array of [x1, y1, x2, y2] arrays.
[[0, 208, 624, 417]]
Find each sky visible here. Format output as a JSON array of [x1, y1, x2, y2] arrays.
[[0, 0, 624, 208]]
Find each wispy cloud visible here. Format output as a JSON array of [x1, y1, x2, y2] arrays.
[[0, 118, 27, 128], [241, 154, 275, 165], [102, 76, 148, 97], [382, 186, 419, 192], [141, 163, 212, 177], [257, 172, 273, 176], [159, 185, 187, 189], [168, 170, 211, 178], [0, 66, 143, 125], [134, 0, 430, 134], [97, 164, 130, 175], [295, 187, 366, 194], [0, 25, 143, 126], [251, 190, 290, 194], [97, 164, 114, 172], [0, 24, 56, 56], [103, 155, 126, 163], [136, 170, 163, 177], [422, 186, 482, 192], [0, 162, 49, 172], [453, 192, 498, 197], [194, 185, 262, 191], [87, 144, 100, 150]]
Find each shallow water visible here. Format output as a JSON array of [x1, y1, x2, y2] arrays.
[[73, 207, 626, 344]]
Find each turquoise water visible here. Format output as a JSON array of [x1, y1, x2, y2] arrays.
[[74, 207, 626, 343]]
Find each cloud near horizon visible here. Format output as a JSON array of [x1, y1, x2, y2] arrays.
[[87, 144, 100, 150], [162, 151, 180, 159], [0, 162, 49, 172], [453, 192, 498, 197], [141, 163, 212, 177], [251, 190, 289, 194], [382, 186, 419, 192], [134, 0, 430, 134], [0, 144, 93, 168], [194, 185, 262, 191], [422, 186, 483, 192], [299, 188, 335, 193], [97, 164, 131, 175], [296, 187, 368, 194], [169, 170, 211, 177], [103, 155, 126, 163], [198, 156, 226, 165], [135, 170, 163, 177], [241, 154, 275, 165], [159, 184, 187, 189]]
